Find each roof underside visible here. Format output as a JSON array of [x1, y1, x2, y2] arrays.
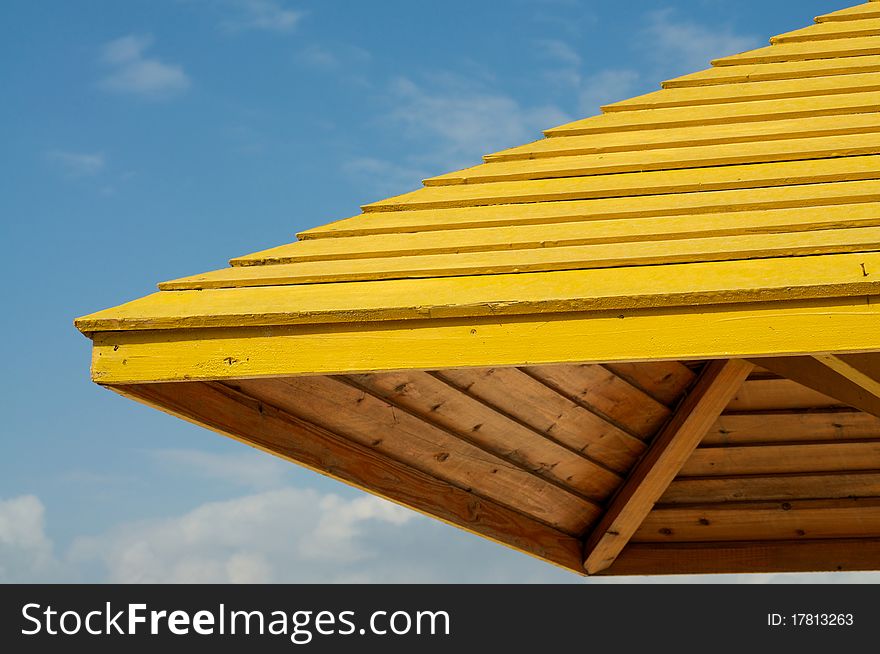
[[78, 1, 880, 576]]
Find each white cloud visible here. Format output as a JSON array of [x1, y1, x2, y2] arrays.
[[643, 9, 760, 75], [387, 75, 569, 170], [47, 150, 105, 177], [69, 488, 417, 583], [4, 488, 880, 584], [0, 495, 57, 582], [100, 34, 190, 98], [220, 0, 304, 33]]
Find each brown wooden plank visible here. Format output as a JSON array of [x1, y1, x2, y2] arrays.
[[230, 376, 600, 534], [682, 440, 880, 476], [434, 367, 645, 473], [661, 471, 880, 504], [634, 497, 880, 542], [521, 364, 671, 438], [704, 410, 880, 445], [815, 352, 880, 400], [725, 378, 845, 411], [342, 370, 622, 492], [601, 538, 880, 575], [600, 361, 697, 407], [748, 356, 880, 418], [113, 381, 585, 574], [582, 359, 753, 573]]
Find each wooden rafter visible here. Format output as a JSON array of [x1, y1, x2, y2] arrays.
[[813, 353, 880, 401], [750, 355, 880, 418], [581, 358, 754, 574]]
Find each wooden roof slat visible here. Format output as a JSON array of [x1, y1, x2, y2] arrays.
[[725, 378, 845, 411], [544, 89, 880, 136], [634, 497, 880, 542], [663, 55, 880, 88], [662, 471, 880, 504], [362, 156, 880, 213], [519, 364, 671, 439], [486, 113, 880, 163], [601, 362, 696, 407], [234, 203, 880, 267], [705, 411, 880, 445], [233, 376, 602, 532], [772, 17, 880, 44], [603, 538, 880, 575], [433, 367, 647, 470], [425, 132, 880, 186], [712, 35, 880, 66], [160, 225, 880, 289], [817, 2, 880, 23], [301, 180, 880, 238], [75, 252, 880, 332], [341, 370, 625, 482], [582, 359, 754, 574], [604, 72, 880, 112], [682, 441, 880, 476]]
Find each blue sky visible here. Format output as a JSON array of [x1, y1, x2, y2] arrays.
[[2, 0, 876, 583]]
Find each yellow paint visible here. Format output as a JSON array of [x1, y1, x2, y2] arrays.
[[425, 132, 880, 186], [604, 72, 880, 112], [235, 203, 880, 266], [773, 17, 880, 44], [818, 3, 880, 23], [544, 90, 879, 136], [74, 253, 880, 332], [164, 226, 880, 288], [300, 180, 880, 238], [713, 35, 880, 67], [663, 55, 880, 88], [486, 113, 880, 162], [89, 297, 880, 384], [364, 155, 880, 213]]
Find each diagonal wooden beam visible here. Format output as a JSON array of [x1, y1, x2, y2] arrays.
[[813, 353, 880, 401], [750, 355, 880, 418], [582, 358, 753, 574]]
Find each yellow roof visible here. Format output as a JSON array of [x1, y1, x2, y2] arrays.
[[75, 1, 880, 578], [79, 2, 880, 382]]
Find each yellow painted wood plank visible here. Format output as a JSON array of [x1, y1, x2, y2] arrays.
[[363, 155, 880, 213], [486, 113, 880, 163], [87, 296, 880, 384], [235, 203, 880, 267], [817, 3, 880, 23], [604, 72, 880, 112], [75, 252, 880, 332], [425, 132, 880, 187], [160, 226, 880, 288], [544, 90, 879, 136], [663, 55, 880, 88], [712, 35, 880, 66], [300, 179, 880, 238], [772, 17, 880, 44]]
